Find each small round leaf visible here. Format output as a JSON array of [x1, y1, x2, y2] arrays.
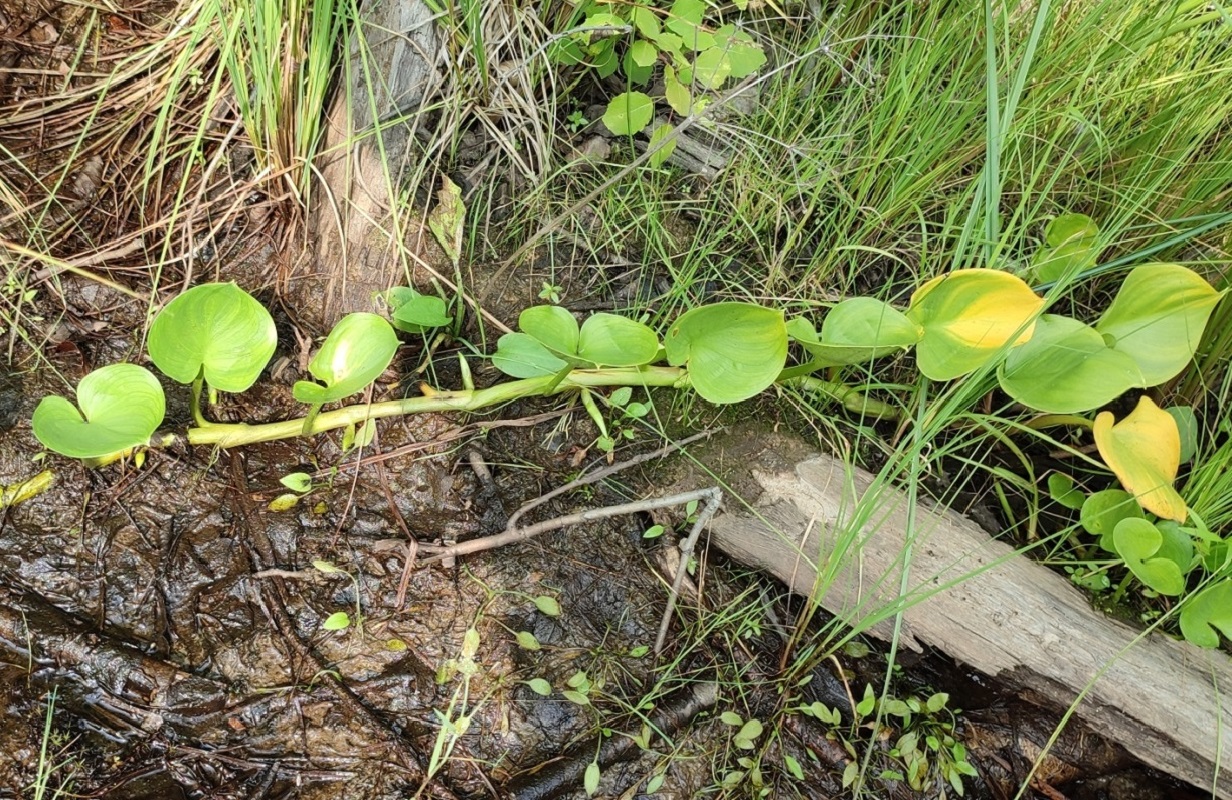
[[1180, 581, 1232, 648], [577, 313, 660, 366], [32, 364, 166, 459], [492, 333, 569, 378], [665, 303, 787, 404], [602, 91, 654, 136], [1111, 518, 1186, 596], [520, 305, 579, 358], [387, 287, 452, 333]]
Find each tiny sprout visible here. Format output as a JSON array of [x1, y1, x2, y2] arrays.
[[322, 611, 351, 631]]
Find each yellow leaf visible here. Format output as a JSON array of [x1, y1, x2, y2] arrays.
[[1093, 396, 1186, 522], [907, 269, 1044, 380]]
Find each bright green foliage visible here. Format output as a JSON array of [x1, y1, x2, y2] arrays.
[[997, 315, 1143, 413], [1095, 264, 1224, 386], [386, 287, 452, 333], [148, 282, 277, 392], [1046, 473, 1085, 510], [1080, 490, 1144, 552], [1030, 213, 1100, 284], [293, 313, 400, 405], [491, 333, 570, 378], [665, 302, 787, 404], [602, 91, 654, 136], [787, 298, 922, 367], [1180, 583, 1232, 649], [32, 364, 166, 459], [551, 0, 766, 139], [906, 269, 1043, 381], [492, 306, 660, 377], [1112, 517, 1190, 596]]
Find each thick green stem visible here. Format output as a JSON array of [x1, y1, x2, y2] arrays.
[[782, 375, 901, 420], [1025, 413, 1094, 431], [181, 365, 903, 451], [186, 367, 687, 449]]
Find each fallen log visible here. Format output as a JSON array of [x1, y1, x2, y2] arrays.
[[673, 430, 1232, 798]]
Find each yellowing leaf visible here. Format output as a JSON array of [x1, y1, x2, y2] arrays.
[[1093, 396, 1186, 522], [427, 176, 465, 267], [906, 269, 1043, 380]]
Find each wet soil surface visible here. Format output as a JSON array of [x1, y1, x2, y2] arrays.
[[0, 2, 1213, 796], [0, 306, 1208, 800]]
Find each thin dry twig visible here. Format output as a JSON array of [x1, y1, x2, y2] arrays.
[[653, 487, 722, 654], [505, 428, 717, 530], [417, 488, 718, 563]]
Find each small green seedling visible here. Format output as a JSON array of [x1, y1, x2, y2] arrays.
[[384, 286, 452, 334], [269, 471, 314, 512], [493, 305, 661, 379], [1029, 213, 1101, 284], [313, 559, 364, 637], [786, 297, 921, 368], [552, 0, 766, 146]]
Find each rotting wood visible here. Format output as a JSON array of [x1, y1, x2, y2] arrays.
[[670, 433, 1232, 798]]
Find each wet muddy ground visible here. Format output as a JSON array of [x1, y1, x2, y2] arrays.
[[0, 275, 1210, 799], [0, 1, 1218, 796]]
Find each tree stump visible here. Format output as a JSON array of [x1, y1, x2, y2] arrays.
[[287, 0, 443, 329]]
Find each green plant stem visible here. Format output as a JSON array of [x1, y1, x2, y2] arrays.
[[1026, 414, 1094, 431], [186, 366, 688, 448], [783, 376, 901, 420], [190, 375, 208, 427]]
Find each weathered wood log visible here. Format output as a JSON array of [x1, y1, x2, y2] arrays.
[[289, 0, 443, 329], [674, 431, 1232, 797]]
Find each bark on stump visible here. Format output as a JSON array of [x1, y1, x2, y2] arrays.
[[288, 0, 442, 329]]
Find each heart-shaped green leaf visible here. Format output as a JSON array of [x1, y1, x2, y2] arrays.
[[1112, 517, 1186, 596], [665, 303, 787, 404], [386, 287, 452, 333], [997, 314, 1144, 413], [577, 313, 660, 367], [292, 313, 399, 405], [1095, 264, 1223, 386], [1030, 213, 1100, 284], [1094, 396, 1186, 522], [906, 269, 1043, 381], [602, 91, 654, 136], [520, 305, 580, 360], [1180, 581, 1232, 648], [1153, 520, 1194, 573], [1047, 473, 1085, 510], [148, 282, 277, 392], [491, 333, 570, 378], [788, 298, 922, 368], [32, 364, 166, 459], [1080, 489, 1144, 552]]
